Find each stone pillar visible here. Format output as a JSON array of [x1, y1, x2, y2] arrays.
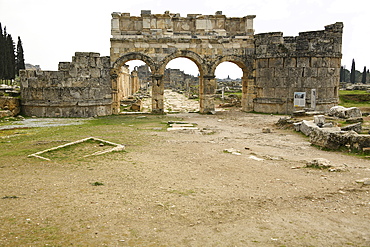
[[152, 74, 164, 114], [200, 75, 216, 113], [241, 71, 255, 112], [110, 69, 120, 114]]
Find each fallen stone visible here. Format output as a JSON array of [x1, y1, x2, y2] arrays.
[[355, 178, 370, 186], [345, 117, 364, 124], [223, 148, 240, 155], [328, 106, 362, 119], [322, 123, 334, 128], [309, 128, 350, 150], [300, 120, 319, 136], [314, 115, 326, 127], [262, 127, 271, 133], [349, 134, 370, 152], [305, 158, 332, 169], [248, 155, 264, 161], [341, 122, 362, 133], [293, 122, 301, 132], [328, 166, 349, 172], [167, 127, 198, 131], [170, 123, 195, 128]]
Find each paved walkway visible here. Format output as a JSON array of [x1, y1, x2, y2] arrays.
[[142, 90, 199, 113]]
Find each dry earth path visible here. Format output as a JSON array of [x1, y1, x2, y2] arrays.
[[0, 92, 369, 246]]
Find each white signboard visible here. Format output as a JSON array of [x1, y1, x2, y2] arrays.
[[294, 92, 306, 107]]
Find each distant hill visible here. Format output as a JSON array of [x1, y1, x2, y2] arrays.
[[25, 63, 41, 70]]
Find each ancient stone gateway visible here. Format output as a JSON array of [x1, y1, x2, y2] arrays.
[[110, 10, 343, 114], [19, 10, 343, 117]]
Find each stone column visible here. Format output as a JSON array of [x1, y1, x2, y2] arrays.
[[151, 74, 164, 114], [200, 75, 216, 113], [241, 71, 255, 112], [110, 69, 120, 114]]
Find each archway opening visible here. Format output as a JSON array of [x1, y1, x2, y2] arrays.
[[117, 60, 152, 112], [215, 62, 243, 108], [163, 57, 201, 113]]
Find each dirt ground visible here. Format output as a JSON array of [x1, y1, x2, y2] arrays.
[[1, 110, 370, 246]]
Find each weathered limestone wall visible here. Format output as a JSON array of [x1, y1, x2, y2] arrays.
[[20, 52, 112, 117], [254, 23, 343, 114]]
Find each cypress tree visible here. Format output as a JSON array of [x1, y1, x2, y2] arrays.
[[16, 36, 25, 76], [5, 33, 15, 81], [362, 66, 367, 84], [350, 59, 356, 83], [0, 24, 5, 81], [340, 66, 344, 82]]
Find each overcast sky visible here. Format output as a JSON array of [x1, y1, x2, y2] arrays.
[[1, 0, 369, 79]]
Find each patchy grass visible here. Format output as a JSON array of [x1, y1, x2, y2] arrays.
[[339, 90, 370, 108], [91, 181, 104, 186], [0, 114, 178, 162]]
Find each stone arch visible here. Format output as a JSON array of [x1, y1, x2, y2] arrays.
[[159, 50, 206, 76], [110, 52, 158, 114], [112, 52, 157, 73], [211, 55, 256, 112], [210, 55, 253, 76]]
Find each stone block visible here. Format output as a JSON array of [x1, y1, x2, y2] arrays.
[[309, 128, 353, 150], [300, 120, 319, 136], [314, 115, 326, 126], [269, 58, 283, 68], [328, 106, 362, 119], [297, 57, 310, 67], [304, 67, 318, 77], [289, 68, 303, 78], [349, 134, 370, 152], [341, 122, 362, 133]]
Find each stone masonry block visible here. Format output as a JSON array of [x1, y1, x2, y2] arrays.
[[274, 68, 289, 78], [257, 59, 269, 68], [269, 58, 283, 68], [289, 68, 304, 78], [297, 57, 310, 67], [304, 67, 318, 77], [284, 57, 296, 67]]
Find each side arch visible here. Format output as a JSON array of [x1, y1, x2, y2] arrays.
[[112, 52, 157, 73], [211, 55, 256, 112], [210, 55, 253, 75]]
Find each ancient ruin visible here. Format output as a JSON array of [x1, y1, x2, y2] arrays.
[[19, 10, 344, 117]]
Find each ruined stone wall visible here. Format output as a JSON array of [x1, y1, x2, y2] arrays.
[[254, 23, 343, 114], [20, 52, 112, 117]]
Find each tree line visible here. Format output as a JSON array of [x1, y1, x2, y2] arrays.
[[0, 22, 25, 83], [340, 59, 369, 84]]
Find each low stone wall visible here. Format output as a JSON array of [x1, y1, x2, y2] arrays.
[[20, 52, 112, 117]]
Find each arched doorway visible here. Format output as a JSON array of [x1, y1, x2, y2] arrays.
[[215, 62, 243, 108]]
